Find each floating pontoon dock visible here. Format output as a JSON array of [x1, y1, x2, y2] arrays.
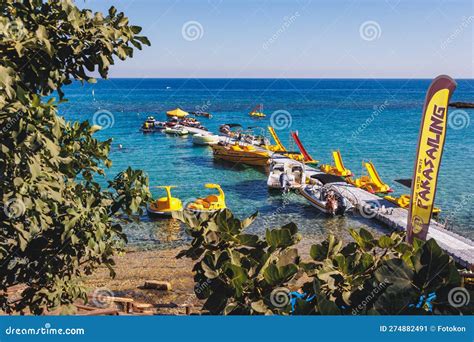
[[184, 126, 474, 269]]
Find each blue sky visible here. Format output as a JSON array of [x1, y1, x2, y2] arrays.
[[82, 0, 473, 78]]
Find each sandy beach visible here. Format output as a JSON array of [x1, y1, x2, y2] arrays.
[[83, 236, 322, 316], [84, 247, 199, 315]]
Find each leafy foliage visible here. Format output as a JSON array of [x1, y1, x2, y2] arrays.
[[300, 229, 463, 315], [0, 0, 151, 314], [0, 0, 150, 100], [176, 210, 469, 315], [174, 209, 301, 314]]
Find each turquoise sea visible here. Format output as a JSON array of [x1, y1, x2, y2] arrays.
[[59, 78, 474, 248]]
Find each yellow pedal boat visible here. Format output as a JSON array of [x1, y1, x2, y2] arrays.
[[264, 126, 306, 163], [320, 150, 352, 177], [384, 194, 441, 215], [186, 183, 226, 213], [346, 162, 392, 194], [211, 142, 270, 166], [147, 186, 183, 217], [249, 104, 266, 117]]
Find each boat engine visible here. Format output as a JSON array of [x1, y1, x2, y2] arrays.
[[279, 173, 291, 193]]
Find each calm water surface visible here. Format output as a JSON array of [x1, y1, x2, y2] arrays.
[[59, 78, 474, 247]]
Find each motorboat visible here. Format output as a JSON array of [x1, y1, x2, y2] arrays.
[[211, 142, 271, 166], [141, 116, 165, 133], [299, 173, 354, 216], [193, 133, 220, 145], [147, 186, 183, 217], [240, 126, 269, 147], [164, 126, 189, 136], [144, 115, 156, 125], [220, 126, 269, 147], [186, 184, 226, 213], [189, 111, 212, 118], [219, 123, 243, 138], [165, 116, 180, 127], [267, 159, 306, 192], [241, 133, 270, 147], [180, 117, 207, 130]]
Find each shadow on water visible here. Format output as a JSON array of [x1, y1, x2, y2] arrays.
[[210, 159, 268, 174], [224, 179, 268, 202], [179, 155, 214, 169]]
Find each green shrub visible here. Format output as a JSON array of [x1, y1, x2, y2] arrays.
[[175, 209, 301, 314], [176, 209, 470, 315], [299, 229, 463, 315], [0, 0, 150, 314]]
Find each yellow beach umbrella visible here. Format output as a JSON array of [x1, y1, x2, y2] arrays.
[[166, 108, 189, 118]]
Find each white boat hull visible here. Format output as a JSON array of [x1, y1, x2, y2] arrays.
[[165, 127, 189, 136], [299, 185, 352, 216], [299, 186, 333, 214], [267, 175, 301, 189], [267, 160, 305, 191], [193, 134, 219, 145]]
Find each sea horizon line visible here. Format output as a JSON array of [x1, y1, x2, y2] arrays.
[[99, 76, 474, 80]]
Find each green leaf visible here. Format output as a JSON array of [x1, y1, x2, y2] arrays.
[[237, 234, 259, 247], [317, 295, 341, 315], [108, 6, 117, 16], [130, 25, 142, 34], [251, 300, 268, 314], [375, 259, 414, 292], [265, 223, 300, 249], [202, 261, 219, 279], [263, 263, 298, 285], [241, 211, 258, 229], [350, 228, 375, 250], [310, 235, 342, 261], [414, 239, 460, 292], [36, 25, 48, 40], [226, 264, 248, 296], [378, 235, 395, 249], [135, 36, 151, 46], [203, 292, 228, 314]]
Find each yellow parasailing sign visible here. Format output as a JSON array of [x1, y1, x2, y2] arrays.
[[407, 75, 457, 243]]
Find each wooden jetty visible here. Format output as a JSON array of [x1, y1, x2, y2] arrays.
[[184, 126, 474, 269]]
